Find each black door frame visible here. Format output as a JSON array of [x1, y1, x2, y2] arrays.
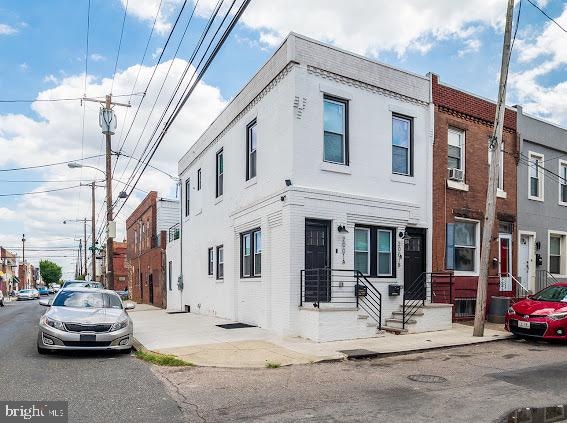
[[304, 219, 332, 303], [404, 227, 427, 300]]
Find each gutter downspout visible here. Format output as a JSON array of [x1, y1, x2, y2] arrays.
[[178, 179, 184, 312]]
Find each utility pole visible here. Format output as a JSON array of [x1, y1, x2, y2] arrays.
[[78, 238, 83, 275], [91, 181, 96, 281], [82, 94, 130, 290], [21, 234, 25, 288], [473, 0, 515, 337], [83, 218, 87, 278]]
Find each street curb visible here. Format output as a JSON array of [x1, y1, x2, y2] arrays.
[[131, 337, 146, 352], [341, 334, 512, 361]]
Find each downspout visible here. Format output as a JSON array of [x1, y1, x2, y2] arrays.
[[178, 179, 184, 312]]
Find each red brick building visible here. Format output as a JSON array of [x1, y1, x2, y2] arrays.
[[126, 191, 169, 308], [113, 241, 129, 291], [431, 74, 518, 319]]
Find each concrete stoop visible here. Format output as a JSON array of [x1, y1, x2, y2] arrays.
[[384, 303, 453, 334]]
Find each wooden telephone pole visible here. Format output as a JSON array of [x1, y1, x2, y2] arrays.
[[82, 94, 130, 289], [473, 0, 515, 337]]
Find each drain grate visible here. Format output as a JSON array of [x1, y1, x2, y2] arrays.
[[407, 374, 447, 383], [339, 349, 379, 359], [216, 323, 256, 329]]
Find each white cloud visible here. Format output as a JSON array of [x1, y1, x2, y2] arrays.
[[0, 23, 17, 35], [90, 53, 106, 62], [458, 39, 482, 57], [120, 0, 183, 35], [509, 4, 567, 125], [0, 207, 17, 220], [19, 63, 28, 71], [43, 74, 58, 84], [152, 47, 163, 59], [0, 58, 226, 275]]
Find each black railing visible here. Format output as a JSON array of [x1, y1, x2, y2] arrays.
[[535, 269, 559, 292], [299, 268, 382, 329], [402, 272, 454, 329], [168, 223, 180, 242]]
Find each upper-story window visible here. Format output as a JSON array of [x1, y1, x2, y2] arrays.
[[559, 160, 567, 205], [197, 168, 202, 191], [134, 229, 138, 253], [392, 114, 412, 176], [448, 127, 465, 181], [323, 96, 348, 165], [246, 120, 257, 180], [216, 149, 224, 198], [528, 151, 544, 201], [185, 178, 190, 217]]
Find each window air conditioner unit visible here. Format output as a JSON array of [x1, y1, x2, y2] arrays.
[[448, 168, 464, 182]]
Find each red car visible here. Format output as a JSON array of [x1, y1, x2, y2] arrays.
[[505, 283, 567, 340]]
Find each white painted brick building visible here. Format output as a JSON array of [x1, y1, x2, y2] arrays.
[[169, 33, 448, 341]]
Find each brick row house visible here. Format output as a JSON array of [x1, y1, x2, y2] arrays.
[[126, 191, 179, 308], [0, 247, 17, 295], [431, 74, 518, 319]]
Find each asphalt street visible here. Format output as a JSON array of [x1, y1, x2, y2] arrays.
[[0, 297, 183, 423], [154, 337, 567, 422]]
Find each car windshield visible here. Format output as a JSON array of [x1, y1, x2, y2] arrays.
[[52, 291, 123, 309], [532, 286, 567, 302], [19, 290, 32, 294]]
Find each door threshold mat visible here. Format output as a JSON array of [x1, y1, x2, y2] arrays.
[[216, 323, 257, 329], [339, 349, 379, 359], [166, 310, 189, 314]]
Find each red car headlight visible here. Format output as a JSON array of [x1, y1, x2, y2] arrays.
[[548, 312, 567, 321]]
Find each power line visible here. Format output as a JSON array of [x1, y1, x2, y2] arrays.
[[0, 154, 104, 172], [115, 0, 250, 220], [111, 0, 129, 94], [0, 185, 80, 197], [0, 93, 144, 103], [526, 0, 567, 33]]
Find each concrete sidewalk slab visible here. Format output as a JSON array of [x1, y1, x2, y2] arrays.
[[129, 306, 512, 368]]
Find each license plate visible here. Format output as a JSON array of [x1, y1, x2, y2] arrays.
[[80, 334, 96, 342], [517, 320, 530, 329]]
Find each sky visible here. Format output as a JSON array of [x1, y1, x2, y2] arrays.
[[0, 0, 565, 278]]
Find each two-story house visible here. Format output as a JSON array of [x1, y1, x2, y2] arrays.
[[516, 106, 567, 291], [126, 191, 179, 308], [175, 34, 452, 341], [431, 74, 518, 320]]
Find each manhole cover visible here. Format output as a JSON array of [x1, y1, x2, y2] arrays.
[[407, 374, 447, 383]]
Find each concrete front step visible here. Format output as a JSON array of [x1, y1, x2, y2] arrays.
[[382, 325, 409, 335], [392, 310, 424, 318]]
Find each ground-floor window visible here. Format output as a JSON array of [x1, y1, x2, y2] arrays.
[[208, 247, 213, 276], [354, 225, 395, 277], [168, 261, 172, 291], [216, 245, 224, 279], [446, 220, 478, 273], [549, 234, 564, 275], [241, 228, 261, 277]]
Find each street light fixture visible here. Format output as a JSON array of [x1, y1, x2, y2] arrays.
[[67, 162, 106, 175]]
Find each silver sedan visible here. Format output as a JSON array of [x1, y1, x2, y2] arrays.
[[37, 288, 135, 354]]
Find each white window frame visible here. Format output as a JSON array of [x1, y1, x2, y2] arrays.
[[242, 233, 251, 277], [392, 114, 412, 176], [528, 151, 544, 202], [559, 159, 567, 206], [377, 229, 393, 277], [448, 127, 465, 173], [354, 227, 370, 275], [453, 218, 480, 276], [254, 230, 262, 277], [216, 245, 224, 280], [323, 96, 347, 165], [548, 230, 567, 277]]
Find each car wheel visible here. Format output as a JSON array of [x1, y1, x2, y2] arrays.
[[37, 345, 50, 355]]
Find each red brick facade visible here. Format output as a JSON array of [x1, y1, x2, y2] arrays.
[[126, 191, 167, 308], [113, 241, 129, 292], [431, 74, 518, 317]]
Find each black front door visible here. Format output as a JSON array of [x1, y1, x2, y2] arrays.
[[404, 228, 426, 300], [304, 219, 331, 303], [149, 274, 154, 304]]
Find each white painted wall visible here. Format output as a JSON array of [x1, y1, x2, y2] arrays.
[[157, 198, 180, 234], [166, 238, 182, 311]]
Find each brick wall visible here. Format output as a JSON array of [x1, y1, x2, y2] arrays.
[[431, 74, 518, 298], [113, 241, 129, 292]]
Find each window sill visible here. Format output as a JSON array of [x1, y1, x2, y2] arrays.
[[497, 189, 507, 199], [216, 278, 224, 283], [453, 271, 479, 277], [244, 178, 257, 189], [320, 162, 351, 175], [214, 195, 224, 205], [447, 180, 469, 192], [240, 276, 262, 281], [390, 174, 415, 185], [528, 196, 544, 202]]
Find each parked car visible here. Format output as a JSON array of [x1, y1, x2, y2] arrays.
[[506, 283, 567, 339], [37, 288, 135, 354], [17, 289, 38, 300], [38, 287, 50, 296], [115, 290, 129, 300], [51, 284, 60, 293], [61, 281, 102, 289], [0, 290, 4, 307]]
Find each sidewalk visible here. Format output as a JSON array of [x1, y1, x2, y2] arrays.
[[129, 305, 512, 368]]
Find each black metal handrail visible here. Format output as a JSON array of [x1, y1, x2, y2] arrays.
[[402, 272, 453, 329], [299, 268, 382, 330], [536, 269, 560, 292]]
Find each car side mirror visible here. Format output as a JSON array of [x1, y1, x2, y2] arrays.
[[39, 299, 51, 307], [124, 302, 135, 311]]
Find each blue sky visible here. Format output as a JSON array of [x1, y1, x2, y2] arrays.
[[0, 0, 565, 276]]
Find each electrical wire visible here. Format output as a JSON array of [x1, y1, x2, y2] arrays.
[[526, 0, 567, 33], [0, 154, 105, 172], [0, 185, 80, 197], [111, 0, 129, 94], [0, 93, 143, 103]]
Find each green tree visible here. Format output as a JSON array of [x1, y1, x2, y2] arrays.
[[39, 260, 62, 285]]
